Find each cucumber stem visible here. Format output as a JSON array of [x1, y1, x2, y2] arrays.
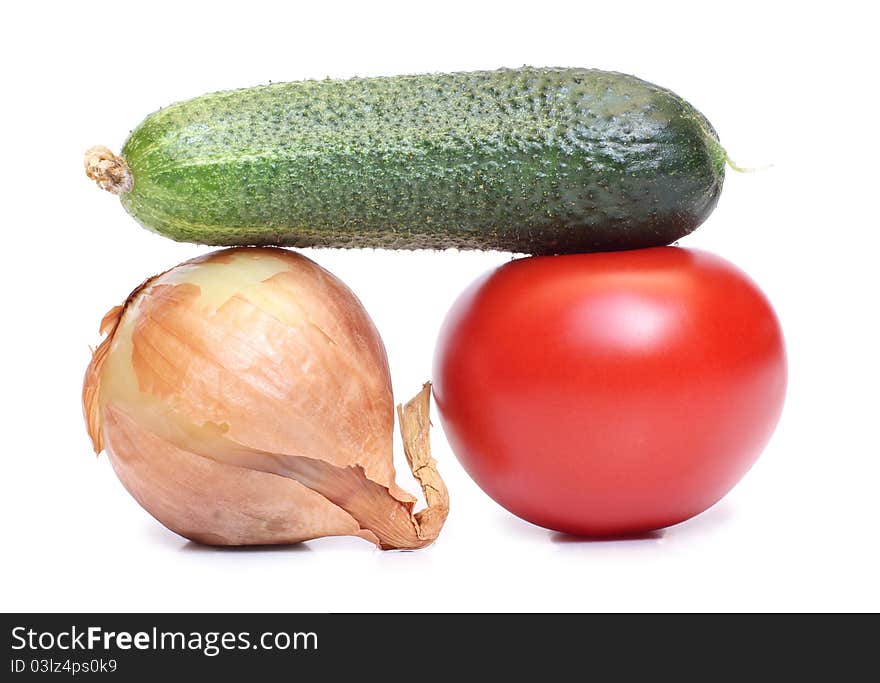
[[725, 152, 771, 173], [84, 146, 133, 194]]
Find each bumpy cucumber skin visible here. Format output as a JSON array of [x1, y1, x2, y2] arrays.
[[120, 68, 725, 255]]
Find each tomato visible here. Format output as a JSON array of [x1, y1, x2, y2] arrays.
[[433, 247, 786, 536]]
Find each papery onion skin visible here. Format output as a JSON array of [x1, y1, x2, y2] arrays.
[[104, 404, 377, 546], [83, 247, 447, 549]]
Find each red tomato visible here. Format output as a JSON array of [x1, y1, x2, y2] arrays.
[[433, 247, 786, 536]]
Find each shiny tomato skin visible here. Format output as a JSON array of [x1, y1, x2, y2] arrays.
[[433, 247, 786, 536]]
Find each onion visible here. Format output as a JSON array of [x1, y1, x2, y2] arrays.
[[83, 247, 448, 549]]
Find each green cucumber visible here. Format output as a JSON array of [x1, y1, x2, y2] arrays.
[[86, 67, 726, 255]]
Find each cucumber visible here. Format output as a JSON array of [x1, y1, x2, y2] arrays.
[[86, 68, 726, 255]]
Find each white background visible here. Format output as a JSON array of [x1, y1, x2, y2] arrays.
[[2, 1, 877, 612]]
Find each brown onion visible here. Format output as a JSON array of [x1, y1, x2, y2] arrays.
[[83, 247, 448, 549]]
